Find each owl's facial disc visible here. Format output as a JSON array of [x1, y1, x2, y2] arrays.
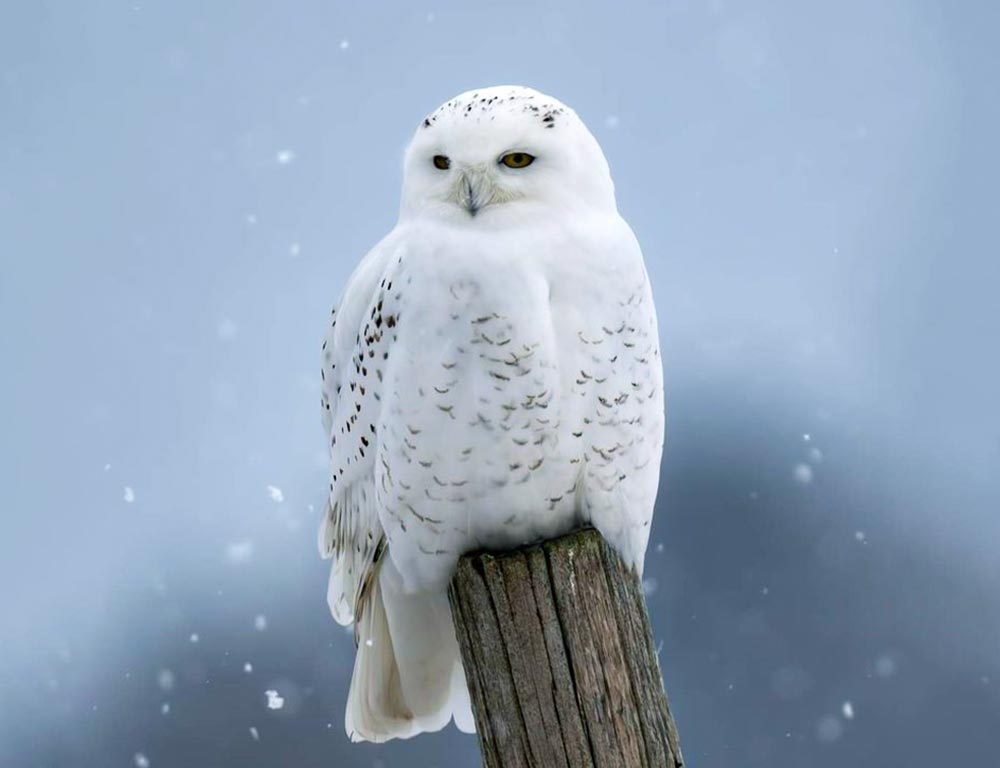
[[400, 86, 617, 222]]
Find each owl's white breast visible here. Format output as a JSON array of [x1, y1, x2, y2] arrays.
[[369, 213, 662, 592]]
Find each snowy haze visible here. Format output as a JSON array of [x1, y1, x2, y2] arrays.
[[1, 1, 998, 766]]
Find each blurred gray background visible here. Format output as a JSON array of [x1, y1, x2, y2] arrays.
[[2, 0, 998, 766]]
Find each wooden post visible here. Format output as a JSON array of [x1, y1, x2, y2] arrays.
[[448, 527, 684, 768]]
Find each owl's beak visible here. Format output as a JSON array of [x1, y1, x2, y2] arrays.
[[455, 166, 495, 217]]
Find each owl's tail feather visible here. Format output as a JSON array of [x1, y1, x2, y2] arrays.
[[345, 557, 474, 742]]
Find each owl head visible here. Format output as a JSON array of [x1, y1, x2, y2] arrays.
[[400, 86, 617, 223]]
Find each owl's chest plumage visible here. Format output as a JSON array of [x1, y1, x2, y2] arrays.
[[364, 223, 662, 591]]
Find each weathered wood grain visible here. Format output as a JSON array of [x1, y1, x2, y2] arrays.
[[449, 528, 684, 768]]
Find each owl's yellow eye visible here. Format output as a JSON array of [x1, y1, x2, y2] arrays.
[[500, 152, 535, 169], [432, 155, 450, 170]]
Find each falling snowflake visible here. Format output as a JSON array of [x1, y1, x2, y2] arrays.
[[226, 540, 254, 564], [265, 690, 284, 710], [876, 654, 897, 678], [134, 754, 150, 768], [275, 149, 296, 165], [339, 39, 350, 50], [254, 614, 267, 631], [641, 577, 658, 596], [854, 530, 867, 544], [160, 702, 170, 715], [189, 633, 199, 644], [244, 662, 253, 673], [605, 115, 620, 129], [249, 726, 260, 741], [123, 486, 136, 503], [156, 669, 175, 691], [842, 700, 854, 719], [267, 485, 284, 503], [289, 242, 301, 257], [793, 463, 814, 485]]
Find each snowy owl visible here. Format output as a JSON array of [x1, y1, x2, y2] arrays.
[[318, 85, 664, 742]]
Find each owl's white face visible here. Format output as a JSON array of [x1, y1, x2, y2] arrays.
[[399, 86, 617, 224]]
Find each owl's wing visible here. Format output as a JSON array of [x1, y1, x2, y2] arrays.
[[318, 238, 398, 630]]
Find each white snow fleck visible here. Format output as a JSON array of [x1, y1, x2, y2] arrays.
[[254, 614, 268, 631], [793, 463, 814, 485], [156, 669, 175, 691], [265, 689, 284, 710], [134, 753, 150, 768], [426, 12, 435, 22], [189, 633, 199, 644], [244, 662, 253, 673], [876, 654, 897, 678], [217, 318, 238, 341], [275, 149, 296, 165], [761, 586, 770, 596], [365, 638, 374, 647], [104, 463, 112, 472], [249, 725, 260, 740], [641, 577, 658, 596], [289, 242, 301, 257], [160, 702, 170, 715], [655, 542, 665, 554], [808, 447, 824, 463], [245, 213, 258, 225], [816, 715, 842, 742], [605, 115, 620, 129], [854, 530, 867, 544], [267, 485, 284, 503], [803, 433, 811, 442], [339, 39, 350, 50], [842, 700, 854, 719], [226, 540, 254, 564], [123, 486, 136, 503]]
